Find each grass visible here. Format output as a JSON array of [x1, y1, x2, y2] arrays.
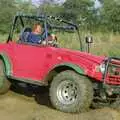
[[57, 31, 120, 57], [0, 32, 120, 57], [91, 32, 120, 57], [0, 34, 9, 43]]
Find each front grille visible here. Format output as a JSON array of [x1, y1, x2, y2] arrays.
[[108, 61, 120, 75], [105, 58, 120, 85], [107, 75, 120, 84]]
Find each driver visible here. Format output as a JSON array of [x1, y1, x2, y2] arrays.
[[27, 23, 57, 45], [27, 23, 43, 44]]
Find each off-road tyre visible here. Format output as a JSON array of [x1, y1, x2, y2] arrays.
[[50, 70, 93, 113], [0, 60, 11, 94]]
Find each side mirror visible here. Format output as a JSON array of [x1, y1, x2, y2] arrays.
[[85, 36, 93, 44], [85, 36, 93, 53]]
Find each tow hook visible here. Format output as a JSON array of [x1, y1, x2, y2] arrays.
[[105, 85, 114, 96], [106, 88, 114, 96], [100, 91, 107, 100]]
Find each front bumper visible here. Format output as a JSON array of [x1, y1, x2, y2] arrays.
[[103, 57, 120, 85]]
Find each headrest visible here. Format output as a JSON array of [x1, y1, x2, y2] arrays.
[[23, 27, 32, 32]]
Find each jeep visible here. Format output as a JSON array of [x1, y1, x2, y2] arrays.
[[0, 14, 120, 113]]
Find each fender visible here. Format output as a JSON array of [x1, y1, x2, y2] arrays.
[[0, 52, 12, 76], [52, 63, 85, 75], [44, 62, 85, 83]]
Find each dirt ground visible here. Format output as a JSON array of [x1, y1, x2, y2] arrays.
[[0, 88, 120, 120]]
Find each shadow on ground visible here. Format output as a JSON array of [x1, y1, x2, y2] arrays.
[[11, 84, 51, 107]]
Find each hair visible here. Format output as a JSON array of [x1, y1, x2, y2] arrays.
[[32, 23, 42, 32]]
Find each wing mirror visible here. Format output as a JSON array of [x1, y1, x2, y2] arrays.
[[85, 36, 93, 53]]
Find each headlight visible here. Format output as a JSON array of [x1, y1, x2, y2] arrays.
[[99, 63, 106, 73]]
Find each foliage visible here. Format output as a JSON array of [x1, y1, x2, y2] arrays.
[[0, 0, 35, 33], [62, 0, 94, 22], [100, 0, 120, 32], [0, 0, 17, 33], [0, 0, 120, 33]]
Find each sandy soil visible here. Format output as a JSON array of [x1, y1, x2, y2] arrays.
[[0, 89, 120, 120]]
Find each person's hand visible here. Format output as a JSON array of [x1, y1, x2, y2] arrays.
[[41, 40, 47, 45], [38, 40, 41, 44], [51, 34, 56, 40]]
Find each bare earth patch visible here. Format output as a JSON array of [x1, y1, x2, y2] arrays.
[[0, 91, 120, 120]]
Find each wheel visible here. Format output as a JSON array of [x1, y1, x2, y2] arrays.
[[49, 70, 93, 113], [0, 60, 11, 94]]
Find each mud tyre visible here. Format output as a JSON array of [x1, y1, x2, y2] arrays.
[[50, 70, 93, 113], [0, 60, 11, 94]]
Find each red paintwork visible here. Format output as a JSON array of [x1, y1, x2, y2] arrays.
[[0, 41, 117, 85]]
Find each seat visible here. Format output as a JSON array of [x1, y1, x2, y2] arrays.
[[19, 27, 32, 43]]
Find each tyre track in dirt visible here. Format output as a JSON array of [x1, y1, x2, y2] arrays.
[[0, 91, 120, 120]]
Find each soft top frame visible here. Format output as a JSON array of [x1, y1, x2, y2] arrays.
[[7, 13, 83, 51]]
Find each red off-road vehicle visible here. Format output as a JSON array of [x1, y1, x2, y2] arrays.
[[0, 14, 120, 113]]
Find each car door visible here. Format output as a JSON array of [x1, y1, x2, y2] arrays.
[[13, 43, 48, 81]]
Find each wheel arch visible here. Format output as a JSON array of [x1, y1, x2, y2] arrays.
[[0, 53, 12, 76], [45, 63, 85, 82]]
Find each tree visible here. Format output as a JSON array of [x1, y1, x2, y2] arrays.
[[0, 0, 17, 33], [0, 0, 37, 33], [36, 0, 63, 16], [60, 0, 95, 31], [100, 0, 120, 32], [16, 0, 36, 14]]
